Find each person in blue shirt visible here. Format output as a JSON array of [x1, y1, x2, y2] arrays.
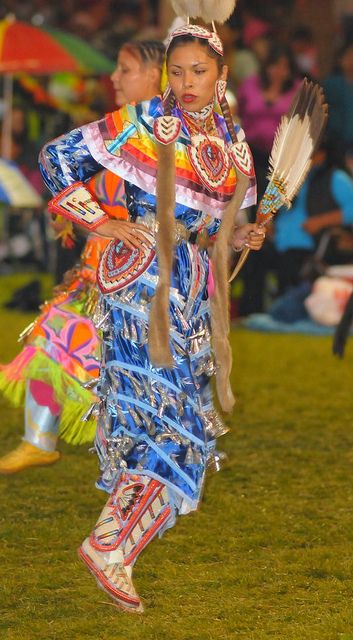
[[238, 135, 353, 316], [273, 136, 353, 294]]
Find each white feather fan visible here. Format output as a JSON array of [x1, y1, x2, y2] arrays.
[[229, 78, 328, 282], [171, 0, 236, 24], [268, 78, 328, 206]]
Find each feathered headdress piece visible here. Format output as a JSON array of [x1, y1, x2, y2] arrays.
[[170, 0, 236, 22], [165, 0, 237, 54]]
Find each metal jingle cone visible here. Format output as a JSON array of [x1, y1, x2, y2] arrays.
[[116, 408, 128, 427], [82, 376, 101, 389], [81, 402, 100, 422], [130, 321, 138, 343], [122, 316, 131, 340], [206, 450, 228, 473], [212, 412, 230, 438], [184, 444, 194, 465]]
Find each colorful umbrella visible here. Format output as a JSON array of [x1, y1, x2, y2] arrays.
[[43, 28, 115, 75], [0, 16, 114, 74], [0, 159, 43, 208], [0, 15, 114, 158]]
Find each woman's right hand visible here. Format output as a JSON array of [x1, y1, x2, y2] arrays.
[[94, 219, 153, 250]]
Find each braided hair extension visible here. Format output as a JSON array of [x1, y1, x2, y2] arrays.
[[218, 91, 237, 144], [162, 86, 177, 117]]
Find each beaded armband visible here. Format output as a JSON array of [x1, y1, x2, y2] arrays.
[[48, 181, 109, 231]]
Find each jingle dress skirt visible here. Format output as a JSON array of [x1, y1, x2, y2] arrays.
[[39, 96, 257, 513], [94, 183, 227, 512]]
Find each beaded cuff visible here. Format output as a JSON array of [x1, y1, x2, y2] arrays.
[[48, 181, 109, 231]]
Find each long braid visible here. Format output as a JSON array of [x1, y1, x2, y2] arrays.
[[211, 85, 250, 411], [148, 78, 178, 367], [162, 86, 176, 117], [218, 91, 238, 145]]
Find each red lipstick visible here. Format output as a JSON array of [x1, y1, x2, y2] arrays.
[[182, 94, 197, 103]]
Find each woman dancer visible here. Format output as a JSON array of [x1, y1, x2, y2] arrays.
[[39, 5, 265, 612], [0, 40, 165, 474]]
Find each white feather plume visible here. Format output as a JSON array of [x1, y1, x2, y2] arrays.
[[201, 0, 237, 23], [171, 0, 236, 23], [268, 79, 328, 206]]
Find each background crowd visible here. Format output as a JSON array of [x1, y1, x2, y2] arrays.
[[1, 0, 353, 325]]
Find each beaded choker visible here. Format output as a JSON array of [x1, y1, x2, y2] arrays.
[[178, 104, 231, 191], [182, 101, 214, 122]]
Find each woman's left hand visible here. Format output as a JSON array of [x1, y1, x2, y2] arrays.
[[233, 223, 266, 252]]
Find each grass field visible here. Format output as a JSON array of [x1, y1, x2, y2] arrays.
[[1, 273, 353, 640]]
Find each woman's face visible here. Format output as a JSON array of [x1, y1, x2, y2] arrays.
[[111, 48, 159, 107], [167, 41, 227, 112], [267, 55, 291, 85]]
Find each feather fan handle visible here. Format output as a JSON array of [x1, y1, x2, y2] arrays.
[[171, 0, 237, 24]]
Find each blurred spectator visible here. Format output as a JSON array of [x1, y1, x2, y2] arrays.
[[236, 43, 302, 316], [290, 26, 319, 79], [242, 12, 271, 50], [0, 103, 51, 270], [228, 31, 272, 88], [322, 42, 353, 149], [237, 42, 301, 198], [241, 135, 353, 323], [273, 136, 353, 295]]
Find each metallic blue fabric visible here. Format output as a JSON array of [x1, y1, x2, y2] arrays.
[[95, 183, 225, 512], [39, 128, 101, 194], [38, 119, 230, 514]]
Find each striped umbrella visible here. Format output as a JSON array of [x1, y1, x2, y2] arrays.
[[0, 16, 114, 74], [0, 159, 42, 208]]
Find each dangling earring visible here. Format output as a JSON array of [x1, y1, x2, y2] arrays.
[[215, 79, 227, 105]]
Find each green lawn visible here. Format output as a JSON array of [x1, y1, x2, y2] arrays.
[[1, 273, 353, 639]]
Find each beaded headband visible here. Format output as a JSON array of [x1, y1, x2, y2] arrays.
[[165, 23, 223, 56], [166, 0, 236, 55]]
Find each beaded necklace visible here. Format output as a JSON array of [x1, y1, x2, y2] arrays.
[[178, 102, 231, 192]]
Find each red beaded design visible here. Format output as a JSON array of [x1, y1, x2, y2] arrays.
[[97, 237, 155, 294], [229, 142, 255, 178], [187, 134, 230, 191]]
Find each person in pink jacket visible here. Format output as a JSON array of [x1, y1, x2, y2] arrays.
[[236, 42, 302, 316]]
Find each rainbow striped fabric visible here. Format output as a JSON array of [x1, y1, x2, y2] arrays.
[[82, 97, 256, 218]]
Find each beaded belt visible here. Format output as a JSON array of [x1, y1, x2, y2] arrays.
[[97, 215, 213, 295], [135, 215, 213, 250]]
